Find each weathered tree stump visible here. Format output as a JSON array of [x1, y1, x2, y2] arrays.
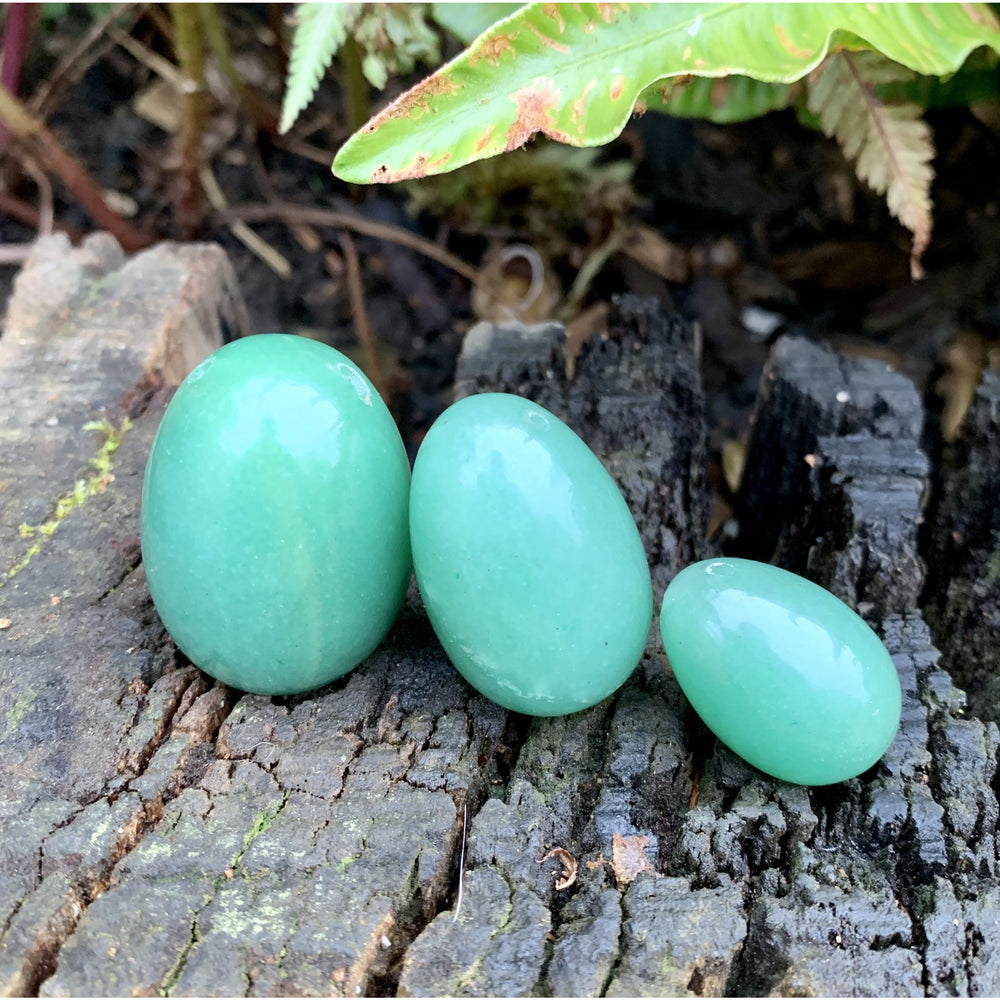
[[922, 369, 1000, 724], [1, 238, 999, 997]]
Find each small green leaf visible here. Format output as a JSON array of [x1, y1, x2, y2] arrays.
[[354, 4, 441, 89], [333, 2, 1000, 183], [280, 2, 360, 135]]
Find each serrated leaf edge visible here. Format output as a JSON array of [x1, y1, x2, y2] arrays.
[[807, 51, 934, 278], [280, 3, 358, 135]]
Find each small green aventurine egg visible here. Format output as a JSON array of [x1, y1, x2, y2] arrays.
[[141, 334, 411, 695], [659, 558, 902, 785], [409, 392, 653, 716]]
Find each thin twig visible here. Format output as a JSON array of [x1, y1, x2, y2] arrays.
[[453, 799, 468, 924], [21, 156, 53, 235], [197, 4, 278, 132], [0, 82, 149, 251], [200, 166, 290, 278], [558, 220, 629, 323], [0, 190, 82, 240], [270, 133, 335, 167], [30, 5, 144, 118], [109, 23, 183, 88], [0, 190, 42, 229], [339, 230, 387, 401], [0, 244, 34, 265], [222, 202, 480, 284]]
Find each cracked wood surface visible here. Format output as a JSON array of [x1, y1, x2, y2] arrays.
[[923, 369, 1000, 726], [1, 239, 999, 997]]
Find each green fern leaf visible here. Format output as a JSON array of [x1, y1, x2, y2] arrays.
[[807, 51, 934, 278], [280, 3, 361, 134]]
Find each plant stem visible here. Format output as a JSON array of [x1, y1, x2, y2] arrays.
[[0, 81, 148, 251], [339, 231, 387, 401], [221, 202, 480, 283], [169, 2, 210, 237], [0, 3, 34, 149], [197, 4, 278, 132], [268, 2, 290, 83], [341, 35, 370, 134]]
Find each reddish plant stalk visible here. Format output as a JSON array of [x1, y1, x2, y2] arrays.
[[0, 3, 34, 149], [0, 81, 149, 251]]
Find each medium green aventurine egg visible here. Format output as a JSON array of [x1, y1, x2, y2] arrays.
[[409, 392, 653, 716], [141, 334, 411, 695], [659, 558, 902, 785]]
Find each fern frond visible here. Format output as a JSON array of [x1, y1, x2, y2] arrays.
[[280, 3, 361, 134], [807, 51, 934, 279]]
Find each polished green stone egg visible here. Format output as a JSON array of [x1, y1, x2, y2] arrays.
[[409, 392, 653, 716], [659, 558, 902, 785], [141, 334, 411, 695]]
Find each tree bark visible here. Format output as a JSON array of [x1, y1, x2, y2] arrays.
[[1, 242, 998, 997]]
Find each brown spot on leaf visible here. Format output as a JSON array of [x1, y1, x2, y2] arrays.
[[610, 75, 625, 101], [506, 80, 572, 152], [471, 31, 517, 66], [539, 847, 579, 890], [366, 74, 460, 131], [775, 23, 814, 59], [961, 2, 1000, 28], [528, 21, 570, 52], [369, 152, 452, 184], [476, 124, 496, 154], [544, 3, 566, 31], [571, 80, 596, 136], [611, 832, 657, 886], [596, 2, 629, 23], [660, 74, 695, 103]]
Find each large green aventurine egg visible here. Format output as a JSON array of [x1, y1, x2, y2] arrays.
[[659, 558, 902, 785], [409, 392, 653, 716], [141, 334, 411, 695]]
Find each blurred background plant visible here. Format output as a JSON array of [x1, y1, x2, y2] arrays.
[[326, 3, 1000, 280], [1, 2, 1000, 478]]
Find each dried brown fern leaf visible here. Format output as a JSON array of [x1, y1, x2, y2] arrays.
[[808, 50, 934, 280]]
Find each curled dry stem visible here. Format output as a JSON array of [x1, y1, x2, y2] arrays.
[[0, 81, 149, 251]]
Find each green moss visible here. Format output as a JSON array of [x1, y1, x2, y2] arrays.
[[2, 416, 132, 585], [659, 945, 674, 977], [157, 792, 291, 996], [3, 688, 37, 736], [230, 790, 290, 870]]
